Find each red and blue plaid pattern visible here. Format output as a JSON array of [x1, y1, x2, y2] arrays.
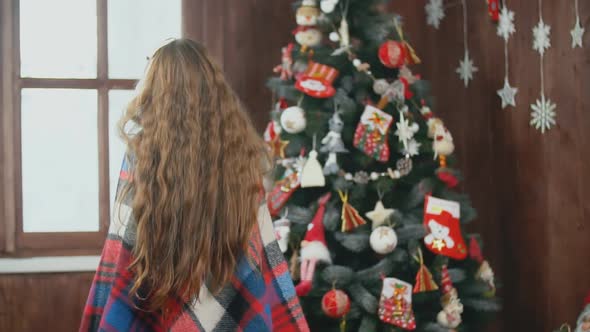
[[80, 156, 309, 332]]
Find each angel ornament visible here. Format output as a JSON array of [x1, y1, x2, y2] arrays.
[[321, 111, 348, 175]]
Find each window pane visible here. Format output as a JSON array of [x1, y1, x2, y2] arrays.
[[108, 90, 135, 211], [21, 89, 99, 232], [20, 0, 97, 78], [108, 0, 181, 79]]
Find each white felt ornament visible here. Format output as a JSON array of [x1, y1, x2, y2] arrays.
[[370, 226, 398, 254], [280, 106, 307, 134], [301, 150, 325, 188], [273, 216, 291, 253]]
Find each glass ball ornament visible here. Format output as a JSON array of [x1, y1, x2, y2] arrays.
[[370, 226, 398, 254]]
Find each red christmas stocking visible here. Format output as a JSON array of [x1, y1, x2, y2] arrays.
[[423, 195, 467, 260], [378, 278, 416, 330], [353, 105, 394, 162], [268, 172, 300, 216]]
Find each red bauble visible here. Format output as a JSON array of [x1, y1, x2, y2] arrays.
[[321, 289, 351, 319], [378, 40, 407, 68]]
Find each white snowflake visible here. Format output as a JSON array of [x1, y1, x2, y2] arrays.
[[533, 19, 551, 55], [456, 50, 478, 87], [571, 16, 584, 48], [395, 110, 418, 151], [497, 78, 518, 109], [402, 139, 421, 157], [497, 6, 515, 41], [425, 0, 445, 29], [530, 94, 556, 134]]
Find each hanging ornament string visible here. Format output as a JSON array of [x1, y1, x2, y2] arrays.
[[571, 0, 584, 48], [496, 0, 517, 109], [530, 0, 556, 133], [456, 0, 478, 87]]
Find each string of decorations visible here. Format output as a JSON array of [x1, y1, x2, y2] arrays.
[[496, 0, 517, 109]]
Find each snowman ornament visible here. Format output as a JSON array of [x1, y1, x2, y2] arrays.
[[294, 0, 322, 53]]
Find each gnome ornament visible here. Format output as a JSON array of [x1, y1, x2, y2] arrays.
[[273, 214, 291, 253], [437, 265, 464, 329], [575, 291, 590, 332], [321, 112, 348, 175], [378, 278, 417, 330], [296, 193, 332, 297]]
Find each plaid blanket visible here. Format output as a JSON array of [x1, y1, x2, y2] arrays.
[[80, 156, 309, 332]]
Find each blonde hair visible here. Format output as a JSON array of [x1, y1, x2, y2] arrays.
[[119, 39, 269, 311]]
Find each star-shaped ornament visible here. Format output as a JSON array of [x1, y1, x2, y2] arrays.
[[456, 50, 478, 87], [530, 94, 556, 134], [365, 200, 395, 230], [571, 17, 584, 48], [425, 0, 445, 29], [394, 110, 418, 151], [432, 239, 446, 251], [268, 136, 289, 158], [533, 19, 551, 55], [497, 78, 518, 109]]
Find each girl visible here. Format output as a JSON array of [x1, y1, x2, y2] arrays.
[[80, 39, 308, 332]]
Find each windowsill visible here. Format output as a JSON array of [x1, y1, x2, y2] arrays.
[[0, 255, 100, 274]]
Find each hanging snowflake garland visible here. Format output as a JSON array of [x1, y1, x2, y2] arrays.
[[456, 0, 477, 87], [530, 95, 556, 133], [425, 0, 445, 29], [530, 0, 556, 133], [496, 2, 517, 110], [571, 0, 584, 48], [456, 50, 478, 87]]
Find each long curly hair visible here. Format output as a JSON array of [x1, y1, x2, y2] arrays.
[[118, 39, 269, 311]]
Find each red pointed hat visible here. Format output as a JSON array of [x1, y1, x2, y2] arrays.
[[295, 62, 339, 98], [585, 290, 590, 306], [303, 193, 331, 244], [440, 265, 453, 295]]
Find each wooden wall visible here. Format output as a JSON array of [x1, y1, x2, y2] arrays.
[[0, 273, 94, 331], [395, 1, 590, 331], [182, 0, 293, 131]]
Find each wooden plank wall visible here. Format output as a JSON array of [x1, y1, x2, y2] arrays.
[[0, 273, 94, 331], [395, 1, 590, 331]]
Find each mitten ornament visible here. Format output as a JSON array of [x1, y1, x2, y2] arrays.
[[268, 172, 300, 216], [413, 249, 438, 293], [353, 105, 394, 163], [338, 190, 367, 232], [437, 265, 464, 329], [423, 195, 467, 260], [296, 193, 332, 297], [378, 278, 417, 330]]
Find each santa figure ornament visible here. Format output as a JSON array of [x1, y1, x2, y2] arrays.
[[378, 278, 416, 330], [353, 105, 394, 162], [296, 193, 332, 297], [423, 195, 467, 260], [273, 43, 294, 81], [437, 265, 464, 329], [273, 214, 291, 253]]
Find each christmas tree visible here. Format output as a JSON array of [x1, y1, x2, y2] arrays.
[[265, 0, 500, 331]]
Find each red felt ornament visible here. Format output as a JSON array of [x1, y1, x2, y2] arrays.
[[338, 190, 367, 232], [378, 40, 407, 69], [295, 62, 339, 98], [267, 172, 300, 217], [423, 196, 467, 260], [322, 289, 351, 319], [488, 0, 500, 22]]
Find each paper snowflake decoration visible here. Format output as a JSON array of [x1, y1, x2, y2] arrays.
[[456, 50, 478, 87], [425, 0, 445, 29], [533, 20, 551, 55], [571, 17, 584, 48], [530, 95, 556, 133], [402, 139, 421, 157], [395, 111, 418, 150], [497, 78, 518, 109], [497, 6, 515, 41]]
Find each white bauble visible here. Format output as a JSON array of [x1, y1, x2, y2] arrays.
[[280, 106, 307, 134], [369, 226, 398, 254]]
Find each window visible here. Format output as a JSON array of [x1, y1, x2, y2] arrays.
[[0, 0, 181, 256]]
